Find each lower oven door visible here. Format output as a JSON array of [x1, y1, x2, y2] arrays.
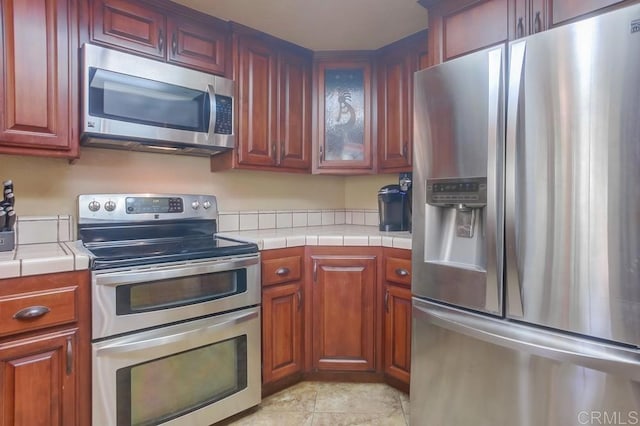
[[92, 254, 260, 339], [93, 306, 261, 426]]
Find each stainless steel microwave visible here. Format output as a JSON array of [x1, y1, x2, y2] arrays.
[[81, 44, 234, 156]]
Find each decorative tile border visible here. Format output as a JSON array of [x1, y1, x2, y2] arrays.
[[217, 209, 378, 232]]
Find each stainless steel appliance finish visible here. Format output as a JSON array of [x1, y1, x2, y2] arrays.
[[79, 193, 261, 426], [81, 44, 234, 156], [412, 4, 640, 425], [93, 307, 261, 426], [412, 299, 640, 426], [412, 44, 505, 315]]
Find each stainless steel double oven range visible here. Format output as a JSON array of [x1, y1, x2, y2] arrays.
[[78, 193, 260, 426]]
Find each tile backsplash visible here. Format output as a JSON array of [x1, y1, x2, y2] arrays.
[[16, 216, 74, 245], [218, 209, 378, 232]]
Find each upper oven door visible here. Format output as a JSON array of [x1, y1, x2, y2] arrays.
[[81, 44, 234, 150], [92, 254, 260, 339]]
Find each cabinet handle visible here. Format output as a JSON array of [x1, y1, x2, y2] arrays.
[[319, 145, 324, 162], [281, 142, 285, 161], [517, 17, 524, 38], [172, 32, 177, 54], [66, 337, 73, 376], [158, 29, 164, 53], [395, 268, 410, 277], [402, 143, 408, 159], [275, 267, 290, 276], [13, 305, 50, 320], [297, 289, 302, 312], [385, 289, 390, 313], [271, 144, 277, 161], [313, 260, 318, 283], [534, 11, 542, 33]]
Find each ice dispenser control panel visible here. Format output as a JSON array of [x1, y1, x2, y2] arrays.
[[426, 177, 487, 208]]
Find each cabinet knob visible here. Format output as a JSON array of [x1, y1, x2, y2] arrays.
[[395, 268, 410, 277], [275, 267, 290, 276]]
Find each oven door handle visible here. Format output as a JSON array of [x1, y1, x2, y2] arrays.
[[94, 255, 259, 286], [95, 309, 258, 355]]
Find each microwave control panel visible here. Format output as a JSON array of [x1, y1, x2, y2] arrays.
[[214, 95, 233, 135], [426, 177, 487, 208]]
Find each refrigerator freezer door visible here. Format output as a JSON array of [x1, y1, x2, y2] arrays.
[[411, 298, 640, 426], [505, 5, 640, 346], [412, 45, 504, 315]]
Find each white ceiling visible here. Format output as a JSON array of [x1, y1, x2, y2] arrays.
[[172, 0, 429, 50]]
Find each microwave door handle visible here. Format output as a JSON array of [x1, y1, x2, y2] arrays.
[[207, 84, 216, 138]]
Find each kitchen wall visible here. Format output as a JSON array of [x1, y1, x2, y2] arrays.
[[1, 148, 393, 216]]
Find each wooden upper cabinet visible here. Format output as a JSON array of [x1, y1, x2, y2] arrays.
[[212, 28, 312, 173], [91, 0, 165, 58], [427, 0, 509, 65], [376, 30, 427, 173], [313, 55, 374, 174], [166, 15, 228, 75], [235, 35, 279, 167], [0, 0, 78, 158], [279, 49, 312, 171], [90, 0, 229, 75]]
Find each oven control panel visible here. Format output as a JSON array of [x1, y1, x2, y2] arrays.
[[78, 194, 218, 223]]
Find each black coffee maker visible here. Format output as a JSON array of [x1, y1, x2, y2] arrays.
[[378, 173, 412, 232]]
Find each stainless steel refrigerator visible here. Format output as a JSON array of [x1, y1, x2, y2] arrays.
[[411, 5, 640, 425]]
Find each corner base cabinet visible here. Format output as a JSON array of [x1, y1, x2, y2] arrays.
[[308, 249, 379, 372], [0, 271, 90, 426]]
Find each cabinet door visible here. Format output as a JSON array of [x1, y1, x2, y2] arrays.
[[0, 329, 78, 426], [383, 284, 412, 385], [91, 0, 165, 59], [428, 0, 509, 64], [313, 58, 374, 174], [0, 0, 78, 157], [550, 0, 625, 25], [311, 255, 376, 371], [167, 16, 228, 75], [236, 35, 278, 167], [377, 51, 412, 172], [262, 282, 303, 384], [278, 49, 312, 171]]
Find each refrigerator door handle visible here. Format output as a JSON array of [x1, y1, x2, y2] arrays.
[[485, 46, 505, 315], [414, 298, 640, 381], [505, 40, 527, 318]]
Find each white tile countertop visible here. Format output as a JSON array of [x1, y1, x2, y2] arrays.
[[0, 215, 90, 279], [218, 225, 412, 251], [0, 241, 90, 279]]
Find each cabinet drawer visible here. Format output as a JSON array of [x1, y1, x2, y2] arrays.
[[385, 257, 411, 287], [262, 256, 302, 286], [0, 286, 78, 337]]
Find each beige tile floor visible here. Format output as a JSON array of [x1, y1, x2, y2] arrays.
[[217, 381, 410, 426]]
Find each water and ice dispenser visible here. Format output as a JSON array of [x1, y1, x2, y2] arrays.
[[424, 177, 487, 272]]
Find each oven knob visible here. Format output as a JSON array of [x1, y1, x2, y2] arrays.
[[191, 200, 200, 210], [202, 200, 212, 209], [104, 200, 116, 212], [88, 200, 101, 212]]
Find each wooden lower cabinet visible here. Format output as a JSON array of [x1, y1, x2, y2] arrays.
[[383, 248, 412, 389], [308, 249, 379, 372], [261, 248, 305, 389], [0, 329, 79, 426], [0, 271, 90, 426]]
